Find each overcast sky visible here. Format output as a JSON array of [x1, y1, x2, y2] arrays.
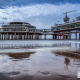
[[0, 0, 80, 29]]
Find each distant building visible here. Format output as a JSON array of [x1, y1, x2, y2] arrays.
[[51, 21, 80, 31], [51, 16, 80, 31]]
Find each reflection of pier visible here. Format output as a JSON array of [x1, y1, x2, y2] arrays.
[[8, 52, 35, 59], [0, 43, 70, 49]]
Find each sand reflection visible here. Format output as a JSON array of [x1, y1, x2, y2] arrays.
[[8, 52, 35, 60]]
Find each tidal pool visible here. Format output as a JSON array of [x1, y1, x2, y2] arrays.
[[0, 40, 80, 80]]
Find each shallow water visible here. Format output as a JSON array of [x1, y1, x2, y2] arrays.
[[0, 40, 80, 80]]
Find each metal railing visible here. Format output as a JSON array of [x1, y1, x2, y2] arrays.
[[0, 28, 52, 32]]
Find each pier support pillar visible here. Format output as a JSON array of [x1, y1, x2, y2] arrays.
[[37, 34, 39, 40], [63, 31, 64, 40], [32, 34, 33, 40], [70, 30, 71, 40], [24, 34, 25, 40], [39, 34, 42, 40], [20, 34, 22, 40], [7, 33, 9, 40], [26, 33, 28, 40], [79, 29, 80, 40], [54, 35, 55, 39], [11, 33, 12, 40], [2, 34, 3, 40], [12, 34, 13, 40], [66, 35, 68, 39], [4, 34, 5, 40], [58, 31, 59, 40], [28, 33, 29, 40], [53, 35, 54, 40], [75, 32, 77, 40], [68, 34, 70, 40], [18, 33, 19, 40], [0, 33, 1, 40], [41, 35, 42, 40], [9, 34, 10, 40], [30, 34, 31, 40], [36, 34, 38, 39], [28, 33, 30, 39], [14, 33, 17, 40], [55, 35, 57, 39], [5, 34, 6, 40], [35, 34, 36, 40], [45, 34, 46, 40], [60, 35, 61, 40]]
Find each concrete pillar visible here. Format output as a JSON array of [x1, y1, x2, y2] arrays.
[[8, 34, 10, 40], [26, 33, 28, 39], [11, 33, 12, 40], [36, 34, 37, 40], [24, 34, 25, 40], [35, 34, 36, 40], [18, 33, 19, 40], [38, 34, 39, 40], [55, 35, 57, 39], [7, 33, 9, 40], [58, 31, 59, 40], [4, 34, 5, 40], [63, 31, 64, 40], [70, 30, 71, 40], [14, 33, 17, 40], [35, 34, 37, 40], [0, 33, 1, 40], [66, 35, 67, 39], [29, 34, 30, 40], [32, 34, 33, 40], [9, 34, 11, 40], [45, 34, 46, 40], [2, 34, 3, 40], [12, 34, 13, 40], [53, 35, 54, 40], [79, 29, 80, 40], [39, 34, 41, 40], [68, 34, 70, 40], [20, 34, 22, 40], [75, 32, 77, 40], [37, 34, 39, 40], [60, 35, 61, 40], [40, 35, 42, 40], [28, 33, 29, 40]]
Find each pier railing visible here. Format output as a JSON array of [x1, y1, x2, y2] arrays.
[[0, 28, 54, 33]]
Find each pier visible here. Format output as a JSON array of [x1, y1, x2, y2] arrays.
[[0, 27, 80, 40], [0, 18, 80, 40]]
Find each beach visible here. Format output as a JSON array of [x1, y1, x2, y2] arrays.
[[0, 40, 80, 80]]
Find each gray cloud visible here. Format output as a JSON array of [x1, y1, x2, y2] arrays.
[[0, 3, 80, 28]]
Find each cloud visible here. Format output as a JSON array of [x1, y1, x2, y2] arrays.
[[0, 3, 80, 28]]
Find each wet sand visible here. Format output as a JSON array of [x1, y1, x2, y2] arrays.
[[0, 40, 80, 80]]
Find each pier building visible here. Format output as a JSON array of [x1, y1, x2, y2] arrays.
[[51, 16, 80, 40], [2, 22, 36, 31], [0, 22, 42, 40]]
